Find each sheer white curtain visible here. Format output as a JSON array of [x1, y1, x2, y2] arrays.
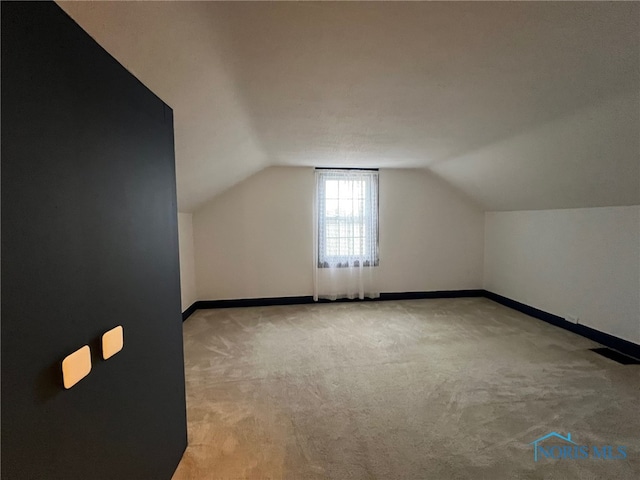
[[313, 169, 380, 301]]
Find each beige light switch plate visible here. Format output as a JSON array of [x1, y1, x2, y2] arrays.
[[62, 345, 92, 389], [102, 325, 124, 360]]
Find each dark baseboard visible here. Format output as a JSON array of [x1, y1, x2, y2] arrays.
[[483, 291, 568, 328], [380, 289, 484, 300], [197, 296, 315, 310], [185, 289, 485, 317], [484, 290, 640, 361], [181, 302, 198, 321]]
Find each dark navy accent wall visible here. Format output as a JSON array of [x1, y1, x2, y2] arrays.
[[1, 2, 187, 479]]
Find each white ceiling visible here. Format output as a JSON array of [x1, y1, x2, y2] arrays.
[[58, 1, 639, 212]]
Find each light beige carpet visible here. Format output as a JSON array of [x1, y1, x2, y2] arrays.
[[172, 298, 639, 479]]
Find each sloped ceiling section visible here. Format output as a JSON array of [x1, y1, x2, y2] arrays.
[[58, 1, 639, 212], [57, 1, 268, 212]]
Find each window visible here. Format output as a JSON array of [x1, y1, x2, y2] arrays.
[[316, 169, 379, 268]]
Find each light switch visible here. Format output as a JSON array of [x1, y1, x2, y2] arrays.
[[62, 345, 92, 389], [102, 325, 124, 360]]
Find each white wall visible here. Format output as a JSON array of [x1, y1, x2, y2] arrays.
[[177, 213, 197, 311], [193, 167, 315, 300], [193, 166, 484, 300], [377, 169, 484, 292], [484, 206, 640, 344]]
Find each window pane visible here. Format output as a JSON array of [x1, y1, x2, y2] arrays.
[[326, 222, 339, 237], [353, 237, 364, 255], [338, 181, 351, 199], [326, 238, 339, 256], [325, 199, 339, 217], [326, 180, 339, 199], [339, 238, 350, 255], [338, 200, 355, 216]]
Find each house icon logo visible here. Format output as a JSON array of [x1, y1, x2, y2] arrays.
[[529, 432, 577, 462], [528, 432, 627, 462]]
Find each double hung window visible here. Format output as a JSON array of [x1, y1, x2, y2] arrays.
[[316, 169, 379, 268]]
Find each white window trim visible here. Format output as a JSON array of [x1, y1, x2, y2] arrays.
[[315, 169, 379, 269]]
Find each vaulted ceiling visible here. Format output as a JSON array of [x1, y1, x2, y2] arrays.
[[58, 1, 639, 212]]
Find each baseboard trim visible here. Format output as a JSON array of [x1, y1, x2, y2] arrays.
[[181, 302, 198, 321], [484, 290, 640, 361], [198, 296, 315, 310], [184, 289, 485, 318], [381, 289, 484, 300]]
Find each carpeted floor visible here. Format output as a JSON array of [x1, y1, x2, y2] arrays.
[[172, 298, 640, 479]]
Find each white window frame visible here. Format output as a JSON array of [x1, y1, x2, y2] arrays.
[[316, 169, 379, 268]]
